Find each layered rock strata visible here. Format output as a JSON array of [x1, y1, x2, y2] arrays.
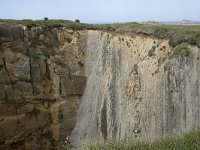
[[0, 26, 86, 149]]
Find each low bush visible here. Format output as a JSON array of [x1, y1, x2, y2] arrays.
[[173, 43, 190, 57]]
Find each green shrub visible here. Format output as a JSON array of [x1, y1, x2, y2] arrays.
[[52, 23, 63, 28], [195, 33, 200, 47], [173, 43, 190, 57], [169, 31, 200, 48], [153, 26, 169, 37], [25, 21, 36, 28], [75, 19, 80, 23], [44, 17, 49, 21]]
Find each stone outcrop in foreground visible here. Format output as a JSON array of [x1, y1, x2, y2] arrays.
[[0, 26, 86, 149]]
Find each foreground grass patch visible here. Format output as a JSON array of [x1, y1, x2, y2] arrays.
[[85, 128, 200, 150]]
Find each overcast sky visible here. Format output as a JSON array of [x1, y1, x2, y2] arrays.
[[0, 0, 200, 23]]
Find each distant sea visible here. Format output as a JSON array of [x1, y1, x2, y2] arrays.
[[159, 21, 200, 25], [92, 21, 200, 25]]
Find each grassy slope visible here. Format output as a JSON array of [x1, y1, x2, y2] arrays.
[[85, 128, 200, 150], [0, 19, 200, 48]]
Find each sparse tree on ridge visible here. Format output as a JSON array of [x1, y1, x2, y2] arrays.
[[44, 17, 49, 20], [75, 19, 80, 23]]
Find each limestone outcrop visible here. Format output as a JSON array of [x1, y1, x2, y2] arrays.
[[0, 26, 86, 149], [69, 31, 200, 148]]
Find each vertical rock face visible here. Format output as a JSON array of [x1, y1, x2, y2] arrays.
[[0, 26, 87, 149], [1, 27, 200, 149], [70, 30, 200, 148]]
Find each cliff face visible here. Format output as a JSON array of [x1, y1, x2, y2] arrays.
[[69, 31, 200, 148], [1, 27, 200, 149], [0, 26, 86, 149]]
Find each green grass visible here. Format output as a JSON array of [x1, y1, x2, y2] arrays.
[[1, 19, 200, 48], [0, 19, 93, 30], [85, 128, 200, 150], [114, 24, 200, 48]]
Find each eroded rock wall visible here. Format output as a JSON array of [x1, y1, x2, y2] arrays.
[[70, 30, 200, 148], [0, 26, 87, 149], [1, 27, 200, 150]]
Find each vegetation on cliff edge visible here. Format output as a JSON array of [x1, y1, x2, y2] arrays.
[[0, 19, 200, 48], [85, 128, 200, 150]]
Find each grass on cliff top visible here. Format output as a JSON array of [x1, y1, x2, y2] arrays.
[[0, 19, 93, 30], [85, 128, 200, 150], [0, 19, 200, 47], [93, 23, 200, 48]]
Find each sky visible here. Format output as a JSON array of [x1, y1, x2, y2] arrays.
[[0, 0, 200, 23]]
